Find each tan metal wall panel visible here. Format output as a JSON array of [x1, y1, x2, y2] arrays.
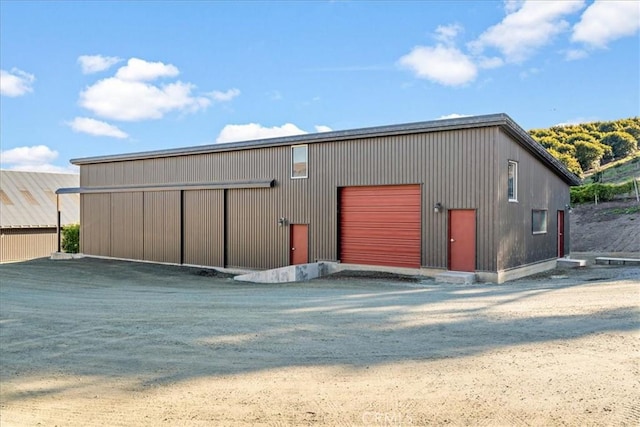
[[110, 192, 143, 260], [143, 191, 181, 263], [183, 190, 224, 267], [80, 193, 111, 256], [0, 228, 57, 262], [227, 188, 290, 269], [495, 129, 570, 270]]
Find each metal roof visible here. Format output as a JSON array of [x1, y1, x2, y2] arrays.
[[0, 170, 80, 228], [70, 113, 581, 186]]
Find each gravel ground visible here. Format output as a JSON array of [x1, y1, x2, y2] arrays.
[[0, 257, 639, 426]]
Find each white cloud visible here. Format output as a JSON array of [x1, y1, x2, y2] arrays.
[[1, 145, 57, 164], [314, 125, 332, 133], [572, 1, 640, 48], [67, 117, 128, 139], [398, 45, 477, 86], [115, 58, 179, 82], [216, 123, 308, 143], [434, 24, 463, 45], [504, 0, 525, 14], [209, 88, 240, 102], [0, 68, 35, 97], [4, 163, 78, 173], [78, 55, 122, 74], [565, 49, 588, 61], [78, 58, 212, 121], [0, 145, 76, 173], [437, 113, 470, 120], [469, 0, 585, 63], [477, 56, 504, 69], [519, 67, 540, 79], [554, 117, 598, 126]]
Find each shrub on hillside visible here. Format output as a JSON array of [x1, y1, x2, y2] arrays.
[[571, 180, 637, 204], [62, 224, 80, 253]]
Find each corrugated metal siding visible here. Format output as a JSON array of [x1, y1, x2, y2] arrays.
[[310, 128, 497, 270], [143, 191, 181, 263], [495, 129, 570, 270], [81, 193, 111, 256], [183, 190, 224, 267], [110, 192, 143, 260], [0, 228, 57, 262], [79, 127, 503, 271], [1, 170, 79, 228], [227, 188, 290, 269], [340, 185, 421, 268]]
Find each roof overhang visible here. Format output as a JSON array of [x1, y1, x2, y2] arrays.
[[70, 113, 581, 186], [56, 179, 275, 194]]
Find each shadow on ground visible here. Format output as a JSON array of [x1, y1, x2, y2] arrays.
[[1, 258, 638, 402]]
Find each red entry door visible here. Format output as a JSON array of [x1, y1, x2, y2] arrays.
[[557, 210, 565, 257], [448, 210, 476, 272], [290, 224, 309, 265]]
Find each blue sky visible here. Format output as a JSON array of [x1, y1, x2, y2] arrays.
[[1, 0, 638, 173]]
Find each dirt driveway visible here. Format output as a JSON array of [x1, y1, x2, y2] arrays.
[[1, 258, 638, 426]]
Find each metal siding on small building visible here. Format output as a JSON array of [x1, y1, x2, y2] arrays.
[[0, 228, 57, 262], [495, 129, 571, 271], [143, 191, 181, 264], [339, 185, 421, 268], [183, 190, 224, 267]]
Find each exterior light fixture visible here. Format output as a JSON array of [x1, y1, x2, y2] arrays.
[[565, 204, 573, 214], [434, 202, 443, 213], [278, 217, 287, 227]]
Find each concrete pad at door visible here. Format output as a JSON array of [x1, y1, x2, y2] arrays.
[[234, 262, 336, 283]]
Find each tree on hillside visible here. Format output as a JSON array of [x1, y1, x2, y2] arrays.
[[529, 117, 640, 177], [538, 136, 576, 155], [547, 148, 583, 176], [601, 131, 638, 159], [574, 141, 606, 171], [598, 122, 622, 133]]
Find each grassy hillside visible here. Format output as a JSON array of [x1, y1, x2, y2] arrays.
[[582, 152, 640, 184]]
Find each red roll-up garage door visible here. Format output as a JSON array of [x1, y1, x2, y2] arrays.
[[340, 185, 421, 268]]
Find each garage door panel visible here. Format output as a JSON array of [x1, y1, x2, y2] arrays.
[[340, 185, 421, 269]]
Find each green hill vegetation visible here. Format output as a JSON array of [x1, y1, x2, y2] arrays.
[[528, 117, 640, 179]]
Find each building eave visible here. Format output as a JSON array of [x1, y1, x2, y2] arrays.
[[69, 113, 581, 186]]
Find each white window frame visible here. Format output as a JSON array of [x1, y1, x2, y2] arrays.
[[508, 160, 518, 202], [291, 145, 308, 179], [532, 209, 548, 234]]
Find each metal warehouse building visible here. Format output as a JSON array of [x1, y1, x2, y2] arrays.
[[1, 170, 79, 262], [69, 114, 581, 282]]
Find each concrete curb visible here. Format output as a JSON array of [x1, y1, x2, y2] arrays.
[[234, 262, 336, 283], [50, 252, 85, 260]]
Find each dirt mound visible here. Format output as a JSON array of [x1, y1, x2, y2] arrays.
[[570, 199, 640, 252]]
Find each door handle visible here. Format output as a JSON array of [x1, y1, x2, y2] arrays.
[[292, 248, 296, 250], [450, 239, 455, 242]]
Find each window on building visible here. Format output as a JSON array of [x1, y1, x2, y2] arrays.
[[508, 161, 518, 202], [532, 210, 547, 234], [291, 145, 308, 179]]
